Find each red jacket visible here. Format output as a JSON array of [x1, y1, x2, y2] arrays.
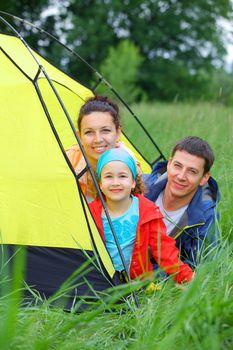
[[89, 194, 193, 284]]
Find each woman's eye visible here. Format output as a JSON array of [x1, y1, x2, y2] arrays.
[[102, 129, 111, 133], [84, 130, 93, 135]]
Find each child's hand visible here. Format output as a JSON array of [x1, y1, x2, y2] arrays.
[[176, 271, 195, 290]]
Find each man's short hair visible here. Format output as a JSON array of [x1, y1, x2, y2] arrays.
[[171, 136, 215, 174]]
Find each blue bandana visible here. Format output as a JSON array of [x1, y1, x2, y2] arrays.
[[96, 148, 137, 180]]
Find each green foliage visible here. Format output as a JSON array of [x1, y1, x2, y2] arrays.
[[66, 0, 233, 101], [0, 0, 48, 20], [121, 0, 232, 101], [98, 40, 144, 103], [65, 0, 118, 87], [0, 246, 26, 349], [1, 0, 233, 102]]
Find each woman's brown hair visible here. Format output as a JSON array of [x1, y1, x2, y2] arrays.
[[78, 95, 121, 131]]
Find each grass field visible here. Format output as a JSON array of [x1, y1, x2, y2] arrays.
[[1, 102, 232, 350]]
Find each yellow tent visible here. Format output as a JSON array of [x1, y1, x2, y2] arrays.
[[1, 0, 169, 305], [0, 31, 159, 309]]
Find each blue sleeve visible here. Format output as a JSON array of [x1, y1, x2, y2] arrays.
[[177, 207, 220, 268]]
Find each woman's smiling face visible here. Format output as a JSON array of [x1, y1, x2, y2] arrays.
[[79, 112, 121, 167]]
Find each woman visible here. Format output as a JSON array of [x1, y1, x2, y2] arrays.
[[66, 95, 139, 202]]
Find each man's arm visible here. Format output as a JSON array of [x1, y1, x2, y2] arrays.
[[177, 208, 220, 268]]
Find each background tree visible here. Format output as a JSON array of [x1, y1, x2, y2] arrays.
[[98, 40, 144, 103], [66, 0, 233, 101], [0, 0, 48, 21], [0, 0, 233, 103], [0, 0, 70, 70]]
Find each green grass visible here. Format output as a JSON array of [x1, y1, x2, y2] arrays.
[[1, 102, 232, 350]]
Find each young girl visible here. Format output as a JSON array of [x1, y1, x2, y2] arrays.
[[89, 148, 194, 284]]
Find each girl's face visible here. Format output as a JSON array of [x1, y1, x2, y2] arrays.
[[100, 161, 135, 203], [79, 112, 121, 167]]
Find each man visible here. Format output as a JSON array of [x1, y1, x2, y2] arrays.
[[144, 136, 220, 268]]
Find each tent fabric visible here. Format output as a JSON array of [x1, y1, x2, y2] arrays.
[[0, 34, 116, 306], [0, 33, 152, 308]]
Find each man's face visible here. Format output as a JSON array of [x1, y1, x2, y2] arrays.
[[166, 150, 210, 202]]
